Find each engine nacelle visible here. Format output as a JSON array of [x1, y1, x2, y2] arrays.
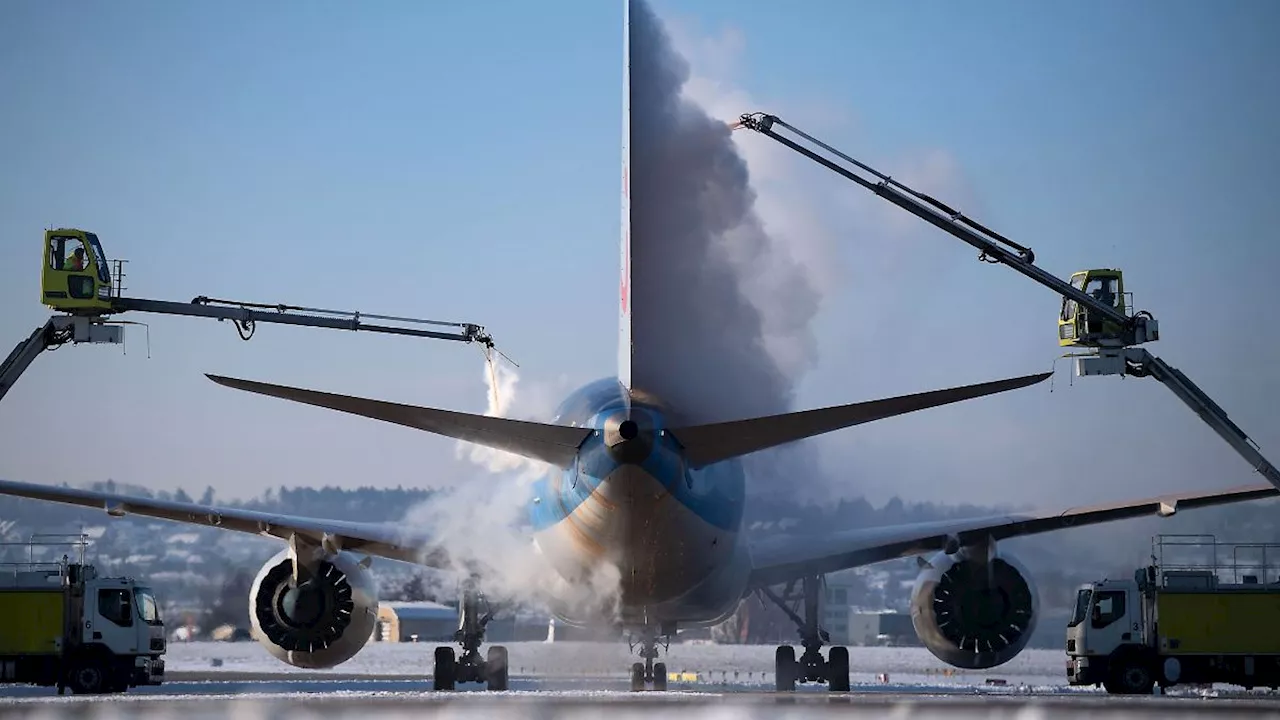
[[909, 543, 1039, 670], [248, 548, 379, 669]]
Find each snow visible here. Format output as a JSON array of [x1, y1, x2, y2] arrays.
[[0, 696, 1247, 720], [385, 601, 454, 611], [2, 642, 1269, 716], [148, 571, 209, 584]]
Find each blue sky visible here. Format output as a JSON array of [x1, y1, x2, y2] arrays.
[[1, 0, 1278, 510]]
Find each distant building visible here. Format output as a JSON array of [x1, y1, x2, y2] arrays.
[[376, 602, 457, 642], [375, 603, 572, 643], [823, 572, 857, 644], [848, 612, 917, 646], [209, 623, 252, 642]]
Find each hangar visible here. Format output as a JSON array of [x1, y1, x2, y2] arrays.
[[375, 601, 457, 643]]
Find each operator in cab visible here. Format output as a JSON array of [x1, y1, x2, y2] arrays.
[[66, 246, 85, 271]]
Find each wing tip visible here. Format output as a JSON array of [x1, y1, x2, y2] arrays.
[[1024, 371, 1054, 387], [206, 373, 254, 392]]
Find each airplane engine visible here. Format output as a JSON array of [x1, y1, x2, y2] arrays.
[[247, 548, 379, 669], [909, 543, 1039, 670]]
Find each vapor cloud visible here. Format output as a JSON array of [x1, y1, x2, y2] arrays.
[[629, 0, 830, 502], [453, 357, 555, 480], [401, 355, 621, 622]]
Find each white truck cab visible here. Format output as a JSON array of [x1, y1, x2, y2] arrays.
[[79, 570, 166, 688], [1066, 577, 1146, 691]]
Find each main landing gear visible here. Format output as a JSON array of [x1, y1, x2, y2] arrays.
[[627, 625, 672, 692], [432, 577, 508, 691], [761, 575, 850, 692]]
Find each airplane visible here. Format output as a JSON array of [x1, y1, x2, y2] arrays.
[[2, 0, 1277, 695]]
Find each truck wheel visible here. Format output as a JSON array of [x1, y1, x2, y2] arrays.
[[68, 663, 109, 695], [1108, 661, 1154, 695]]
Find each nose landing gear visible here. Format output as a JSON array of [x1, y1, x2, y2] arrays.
[[627, 626, 671, 691]]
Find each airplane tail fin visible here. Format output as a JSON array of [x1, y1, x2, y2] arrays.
[[205, 375, 593, 469], [669, 372, 1053, 469], [617, 0, 633, 391]]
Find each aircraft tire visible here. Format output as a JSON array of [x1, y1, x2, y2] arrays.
[[775, 645, 797, 692], [432, 646, 456, 691], [653, 662, 667, 691], [827, 646, 850, 691], [486, 646, 509, 691], [630, 662, 646, 692]]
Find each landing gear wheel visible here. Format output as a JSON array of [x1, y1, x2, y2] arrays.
[[762, 576, 839, 692], [631, 662, 645, 692], [775, 645, 797, 692], [628, 628, 671, 692], [827, 646, 850, 691], [485, 646, 509, 691], [69, 662, 108, 695], [433, 646, 456, 691]]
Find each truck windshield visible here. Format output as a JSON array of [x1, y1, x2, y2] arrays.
[[135, 587, 162, 625], [1068, 588, 1092, 627]]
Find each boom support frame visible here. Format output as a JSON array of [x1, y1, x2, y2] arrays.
[[3, 295, 496, 405], [731, 111, 1280, 492]]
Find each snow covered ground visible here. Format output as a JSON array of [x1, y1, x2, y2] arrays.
[[166, 641, 1075, 689], [2, 694, 1270, 720], [5, 642, 1278, 718]]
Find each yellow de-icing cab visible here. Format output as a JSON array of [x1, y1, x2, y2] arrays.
[[41, 228, 114, 314], [1058, 269, 1126, 348]]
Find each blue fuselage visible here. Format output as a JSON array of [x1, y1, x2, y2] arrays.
[[528, 377, 753, 630]]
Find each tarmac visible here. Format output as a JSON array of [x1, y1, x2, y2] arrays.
[[2, 674, 1280, 719]]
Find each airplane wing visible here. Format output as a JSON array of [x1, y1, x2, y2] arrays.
[[745, 482, 1279, 588], [0, 478, 450, 567]]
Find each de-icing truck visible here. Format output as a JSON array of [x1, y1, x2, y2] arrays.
[[0, 535, 165, 694], [1067, 534, 1280, 693]]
